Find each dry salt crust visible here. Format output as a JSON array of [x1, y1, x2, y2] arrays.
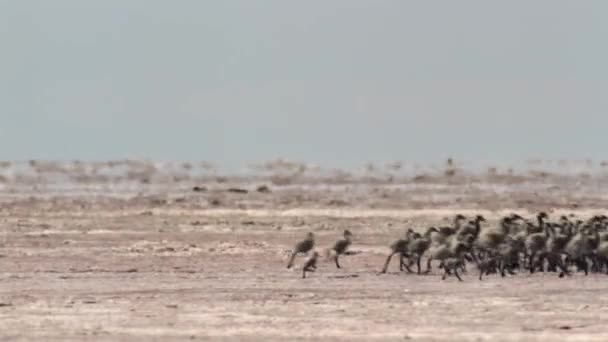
[[1, 174, 608, 341]]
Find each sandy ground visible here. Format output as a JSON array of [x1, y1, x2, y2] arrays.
[[2, 171, 608, 341]]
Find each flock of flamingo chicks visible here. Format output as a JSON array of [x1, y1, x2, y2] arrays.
[[286, 213, 608, 280]]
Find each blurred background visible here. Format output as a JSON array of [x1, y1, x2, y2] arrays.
[[1, 1, 607, 171]]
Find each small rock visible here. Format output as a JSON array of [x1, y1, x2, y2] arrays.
[[256, 185, 271, 193], [227, 188, 248, 194]]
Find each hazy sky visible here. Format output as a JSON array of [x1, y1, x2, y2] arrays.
[[1, 1, 607, 168]]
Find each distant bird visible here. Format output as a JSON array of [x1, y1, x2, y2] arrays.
[[425, 241, 469, 274], [302, 251, 319, 278], [286, 232, 315, 269], [476, 215, 521, 255], [441, 257, 465, 281], [328, 230, 353, 268], [439, 214, 467, 235], [407, 227, 438, 274], [381, 229, 415, 274], [457, 215, 485, 241]]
